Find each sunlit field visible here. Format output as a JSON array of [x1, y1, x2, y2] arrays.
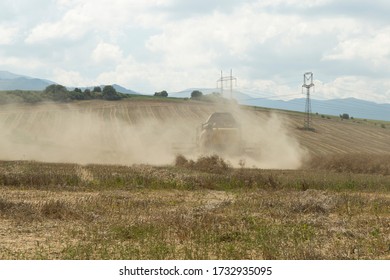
[[0, 154, 389, 259]]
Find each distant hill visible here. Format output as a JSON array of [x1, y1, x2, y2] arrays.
[[170, 88, 219, 98], [170, 88, 390, 121], [0, 71, 54, 90], [112, 84, 139, 94], [0, 71, 139, 95], [240, 96, 390, 122], [0, 71, 28, 80]]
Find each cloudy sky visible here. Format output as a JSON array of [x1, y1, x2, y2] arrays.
[[1, 0, 390, 103]]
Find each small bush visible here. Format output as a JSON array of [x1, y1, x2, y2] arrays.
[[175, 154, 230, 173], [175, 154, 188, 167], [154, 90, 168, 97]]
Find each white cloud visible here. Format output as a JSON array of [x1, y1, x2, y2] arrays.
[[0, 55, 45, 70], [145, 9, 287, 67], [308, 76, 390, 103], [0, 25, 18, 45], [324, 27, 390, 66], [253, 0, 331, 9], [25, 0, 170, 44], [25, 9, 91, 43], [145, 4, 362, 70], [92, 42, 123, 64], [52, 68, 92, 86], [94, 52, 220, 93]]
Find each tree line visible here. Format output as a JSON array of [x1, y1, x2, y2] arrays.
[[0, 86, 232, 105], [0, 84, 125, 104], [43, 84, 124, 101]]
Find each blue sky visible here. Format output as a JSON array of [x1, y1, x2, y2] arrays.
[[1, 0, 390, 103]]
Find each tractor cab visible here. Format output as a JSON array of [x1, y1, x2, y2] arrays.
[[198, 112, 242, 154]]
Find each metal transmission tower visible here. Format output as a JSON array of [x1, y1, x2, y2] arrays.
[[216, 70, 237, 99], [302, 72, 315, 131]]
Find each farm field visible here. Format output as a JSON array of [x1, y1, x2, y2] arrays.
[[0, 157, 389, 259], [0, 98, 389, 259], [0, 99, 389, 166]]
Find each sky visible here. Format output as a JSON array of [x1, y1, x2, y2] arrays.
[[1, 0, 390, 103]]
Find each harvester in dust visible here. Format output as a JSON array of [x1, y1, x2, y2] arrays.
[[173, 112, 256, 157], [197, 112, 244, 155]]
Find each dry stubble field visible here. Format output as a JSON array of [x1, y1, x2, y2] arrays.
[[0, 99, 389, 259]]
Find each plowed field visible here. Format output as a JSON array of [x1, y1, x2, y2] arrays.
[[1, 99, 389, 260], [0, 99, 389, 166]]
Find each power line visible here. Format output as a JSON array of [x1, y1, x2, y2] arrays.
[[212, 73, 388, 119], [237, 96, 387, 118], [216, 70, 237, 99], [235, 93, 301, 101]]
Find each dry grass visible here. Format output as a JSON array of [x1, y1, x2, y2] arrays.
[[0, 159, 389, 260], [304, 154, 390, 175]]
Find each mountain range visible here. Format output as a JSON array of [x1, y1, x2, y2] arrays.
[[0, 70, 54, 90], [170, 88, 390, 121], [0, 71, 138, 95], [1, 71, 389, 121]]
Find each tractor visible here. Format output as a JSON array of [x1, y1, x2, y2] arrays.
[[197, 112, 244, 155]]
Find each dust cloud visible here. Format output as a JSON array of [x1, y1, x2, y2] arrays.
[[0, 101, 308, 169], [235, 109, 308, 169], [200, 102, 309, 169]]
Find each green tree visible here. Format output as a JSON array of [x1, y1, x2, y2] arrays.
[[44, 84, 70, 102], [191, 90, 203, 99], [93, 86, 102, 93], [154, 90, 168, 97], [83, 88, 93, 99], [102, 85, 120, 100], [70, 90, 85, 100]]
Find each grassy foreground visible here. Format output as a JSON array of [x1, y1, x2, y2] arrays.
[[0, 155, 389, 260]]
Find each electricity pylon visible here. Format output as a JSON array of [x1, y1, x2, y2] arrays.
[[302, 72, 314, 131], [217, 70, 237, 99]]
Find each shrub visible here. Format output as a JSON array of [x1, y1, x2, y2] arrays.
[[175, 154, 230, 173], [44, 84, 70, 102], [175, 154, 188, 167], [154, 90, 168, 97], [102, 85, 121, 100], [191, 90, 203, 99], [93, 86, 102, 93]]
